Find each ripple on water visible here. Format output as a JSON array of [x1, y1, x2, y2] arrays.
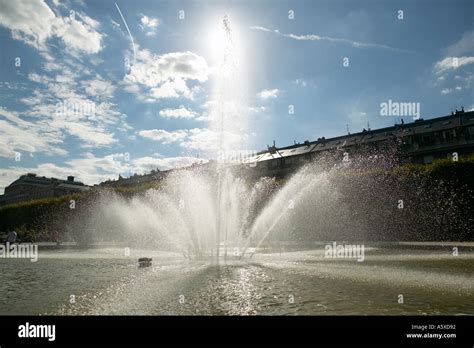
[[0, 247, 472, 315]]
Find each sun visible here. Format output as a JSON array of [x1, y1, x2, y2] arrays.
[[203, 13, 244, 66], [206, 16, 231, 64]]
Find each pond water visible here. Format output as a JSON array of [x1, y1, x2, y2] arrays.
[[0, 245, 472, 315]]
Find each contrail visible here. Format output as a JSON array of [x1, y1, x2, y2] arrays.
[[115, 2, 136, 67], [250, 26, 408, 52]]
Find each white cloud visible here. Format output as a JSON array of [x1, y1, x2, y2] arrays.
[[148, 78, 191, 100], [257, 88, 280, 100], [127, 50, 209, 86], [15, 62, 127, 151], [293, 79, 307, 87], [53, 15, 102, 55], [43, 61, 63, 72], [138, 129, 188, 144], [159, 106, 198, 119], [123, 50, 209, 102], [78, 12, 100, 29], [433, 33, 474, 90], [28, 73, 51, 84], [111, 19, 120, 28], [0, 106, 67, 159], [434, 56, 474, 74], [66, 152, 128, 177], [180, 128, 243, 151], [140, 16, 158, 28], [137, 127, 243, 152], [139, 15, 158, 36], [51, 119, 117, 148], [0, 0, 55, 51], [81, 76, 116, 98], [0, 0, 103, 55], [248, 106, 267, 113]]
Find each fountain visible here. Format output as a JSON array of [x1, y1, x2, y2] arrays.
[[0, 3, 472, 319], [71, 17, 469, 261], [76, 18, 334, 261], [1, 16, 469, 317], [78, 141, 470, 260]]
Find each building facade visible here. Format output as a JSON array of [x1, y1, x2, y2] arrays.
[[0, 173, 90, 207], [236, 109, 474, 178]]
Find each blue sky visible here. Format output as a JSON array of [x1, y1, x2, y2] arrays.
[[0, 0, 473, 192]]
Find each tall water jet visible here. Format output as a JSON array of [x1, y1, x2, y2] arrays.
[[207, 14, 248, 152], [208, 15, 248, 262]]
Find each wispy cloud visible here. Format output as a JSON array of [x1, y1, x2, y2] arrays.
[[248, 106, 267, 114], [0, 106, 67, 159], [257, 88, 280, 100], [250, 26, 406, 52], [138, 129, 188, 144], [181, 128, 243, 151], [138, 127, 244, 152], [159, 106, 199, 119], [444, 31, 474, 56], [434, 56, 474, 74], [293, 79, 308, 87], [1, 61, 128, 157]]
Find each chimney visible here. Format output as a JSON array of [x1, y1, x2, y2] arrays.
[[67, 176, 74, 182]]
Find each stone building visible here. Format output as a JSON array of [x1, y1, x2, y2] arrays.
[[0, 173, 89, 207], [236, 109, 474, 178]]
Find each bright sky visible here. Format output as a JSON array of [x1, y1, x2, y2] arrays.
[[0, 0, 473, 192]]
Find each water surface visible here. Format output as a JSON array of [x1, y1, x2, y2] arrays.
[[0, 245, 472, 315]]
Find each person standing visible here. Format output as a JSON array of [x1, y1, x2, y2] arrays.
[[52, 230, 61, 246]]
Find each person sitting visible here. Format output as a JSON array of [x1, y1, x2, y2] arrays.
[[5, 230, 17, 245]]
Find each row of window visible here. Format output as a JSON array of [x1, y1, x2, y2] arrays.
[[405, 126, 474, 147], [257, 126, 474, 170]]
